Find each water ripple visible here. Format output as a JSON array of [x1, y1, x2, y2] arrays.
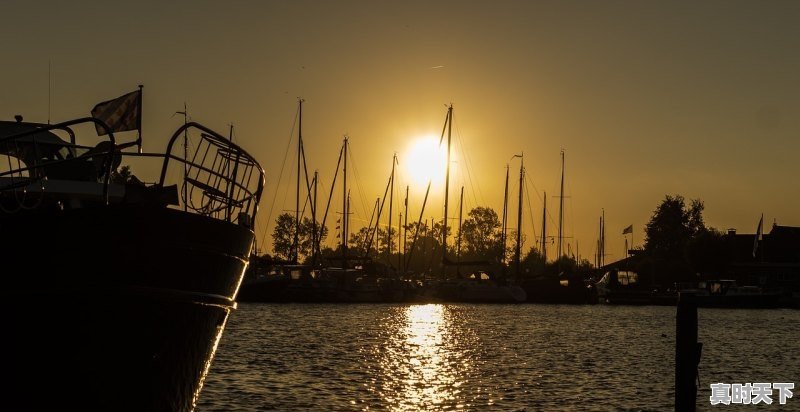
[[197, 304, 800, 411]]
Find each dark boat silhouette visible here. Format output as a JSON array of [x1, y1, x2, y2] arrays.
[[0, 109, 263, 410]]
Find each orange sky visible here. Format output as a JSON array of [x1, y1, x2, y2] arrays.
[[2, 1, 798, 263]]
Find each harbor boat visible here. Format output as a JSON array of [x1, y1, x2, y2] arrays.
[[686, 279, 783, 309], [595, 269, 678, 305], [0, 93, 264, 411], [431, 272, 527, 303]]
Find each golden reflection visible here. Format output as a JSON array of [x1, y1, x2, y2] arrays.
[[374, 304, 474, 411]]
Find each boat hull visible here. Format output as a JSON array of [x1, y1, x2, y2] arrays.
[[1, 205, 253, 411]]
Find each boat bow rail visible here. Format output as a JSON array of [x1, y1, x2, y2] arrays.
[[0, 117, 264, 226]]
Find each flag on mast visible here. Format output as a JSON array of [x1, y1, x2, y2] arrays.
[[91, 90, 142, 136], [622, 224, 633, 235], [753, 214, 763, 258]]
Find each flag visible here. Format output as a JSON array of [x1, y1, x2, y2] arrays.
[[91, 90, 141, 135], [753, 214, 763, 258], [622, 224, 633, 235]]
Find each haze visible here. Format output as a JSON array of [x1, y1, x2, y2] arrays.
[[2, 0, 798, 262]]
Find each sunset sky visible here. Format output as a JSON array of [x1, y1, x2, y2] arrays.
[[3, 1, 798, 263]]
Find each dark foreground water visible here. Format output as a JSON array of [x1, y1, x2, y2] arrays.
[[198, 304, 800, 411]]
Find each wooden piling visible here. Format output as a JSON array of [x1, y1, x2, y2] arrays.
[[675, 292, 698, 411]]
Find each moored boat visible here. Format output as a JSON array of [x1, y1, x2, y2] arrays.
[[0, 93, 264, 411]]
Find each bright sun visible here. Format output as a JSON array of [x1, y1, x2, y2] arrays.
[[404, 135, 449, 188]]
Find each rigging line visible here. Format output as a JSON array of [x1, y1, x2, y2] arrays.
[[565, 172, 576, 249], [345, 142, 371, 227], [259, 105, 299, 248], [315, 175, 330, 247], [525, 171, 557, 230], [319, 144, 344, 253], [526, 171, 559, 231], [452, 113, 485, 207], [524, 177, 538, 243]]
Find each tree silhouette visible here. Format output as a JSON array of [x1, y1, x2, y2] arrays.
[[271, 212, 328, 262], [643, 195, 706, 283], [458, 207, 504, 263], [271, 213, 296, 260]]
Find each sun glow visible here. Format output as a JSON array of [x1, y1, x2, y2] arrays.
[[404, 136, 450, 188]]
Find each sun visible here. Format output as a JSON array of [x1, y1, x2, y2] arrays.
[[404, 135, 449, 188]]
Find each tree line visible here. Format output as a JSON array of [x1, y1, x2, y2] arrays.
[[264, 206, 593, 279], [254, 193, 764, 286]]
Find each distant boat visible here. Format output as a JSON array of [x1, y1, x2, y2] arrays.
[[596, 270, 677, 306], [684, 279, 783, 309], [0, 102, 264, 410]]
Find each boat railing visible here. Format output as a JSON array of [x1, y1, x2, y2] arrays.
[[157, 122, 265, 225], [0, 118, 264, 226], [0, 117, 118, 205]]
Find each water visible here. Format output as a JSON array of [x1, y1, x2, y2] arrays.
[[198, 304, 800, 411]]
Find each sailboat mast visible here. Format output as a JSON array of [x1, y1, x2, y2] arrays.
[[601, 208, 605, 267], [312, 170, 318, 264], [597, 215, 602, 268], [457, 186, 464, 276], [294, 99, 303, 264], [442, 105, 453, 265], [403, 185, 409, 272], [342, 135, 349, 268], [502, 165, 509, 270], [541, 191, 547, 261], [516, 155, 524, 278], [388, 154, 396, 265], [557, 150, 565, 260]]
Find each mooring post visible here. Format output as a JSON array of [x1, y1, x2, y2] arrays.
[[676, 292, 698, 411]]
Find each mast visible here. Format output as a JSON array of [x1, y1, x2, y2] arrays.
[[388, 154, 396, 265], [597, 215, 602, 268], [403, 185, 409, 272], [557, 149, 565, 260], [457, 186, 464, 277], [502, 165, 509, 272], [342, 135, 348, 268], [601, 208, 606, 267], [178, 103, 188, 212], [516, 154, 524, 278], [294, 99, 304, 264], [541, 191, 547, 261], [442, 105, 453, 266], [312, 170, 318, 265]]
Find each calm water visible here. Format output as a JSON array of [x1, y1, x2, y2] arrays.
[[197, 304, 800, 411]]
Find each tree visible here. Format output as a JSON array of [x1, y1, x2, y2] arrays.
[[458, 207, 504, 263], [271, 213, 296, 260], [271, 212, 328, 262], [644, 195, 706, 283]]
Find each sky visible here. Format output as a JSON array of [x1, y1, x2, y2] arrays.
[[2, 0, 798, 263]]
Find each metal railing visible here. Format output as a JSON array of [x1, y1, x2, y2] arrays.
[[0, 118, 265, 225]]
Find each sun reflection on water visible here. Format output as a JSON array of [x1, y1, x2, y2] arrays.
[[372, 304, 476, 411]]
